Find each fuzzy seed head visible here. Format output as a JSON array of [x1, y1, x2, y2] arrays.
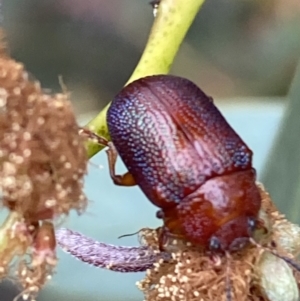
[[0, 31, 88, 300]]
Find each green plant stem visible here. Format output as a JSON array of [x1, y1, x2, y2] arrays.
[[262, 61, 300, 223], [85, 0, 206, 158]]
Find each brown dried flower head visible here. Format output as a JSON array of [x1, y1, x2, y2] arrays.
[[0, 60, 87, 220], [0, 31, 88, 300], [57, 184, 300, 301], [137, 185, 300, 301]]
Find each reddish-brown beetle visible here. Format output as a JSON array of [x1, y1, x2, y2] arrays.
[[94, 75, 262, 252], [78, 75, 300, 301]]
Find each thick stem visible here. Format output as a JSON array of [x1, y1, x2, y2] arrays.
[[85, 0, 206, 158]]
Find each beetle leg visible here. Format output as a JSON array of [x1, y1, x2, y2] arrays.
[[156, 227, 168, 251], [79, 128, 136, 186], [157, 226, 187, 252], [106, 142, 136, 186], [79, 128, 110, 147]]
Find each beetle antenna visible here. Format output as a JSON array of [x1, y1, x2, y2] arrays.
[[225, 251, 232, 301], [118, 230, 142, 239], [249, 238, 300, 272]]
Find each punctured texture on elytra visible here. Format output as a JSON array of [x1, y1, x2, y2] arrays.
[[107, 75, 261, 249]]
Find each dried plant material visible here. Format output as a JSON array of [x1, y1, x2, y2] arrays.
[[0, 52, 87, 220], [0, 31, 88, 300], [57, 184, 300, 301], [257, 252, 299, 301], [137, 231, 256, 301], [0, 212, 31, 278], [0, 213, 57, 301], [14, 221, 57, 301], [137, 185, 300, 301], [272, 217, 300, 255]]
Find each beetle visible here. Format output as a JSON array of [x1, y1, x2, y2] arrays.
[[97, 74, 262, 253]]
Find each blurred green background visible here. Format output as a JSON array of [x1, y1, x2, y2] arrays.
[[3, 0, 300, 112], [1, 0, 300, 300]]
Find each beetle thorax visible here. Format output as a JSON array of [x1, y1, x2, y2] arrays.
[[160, 169, 261, 251]]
